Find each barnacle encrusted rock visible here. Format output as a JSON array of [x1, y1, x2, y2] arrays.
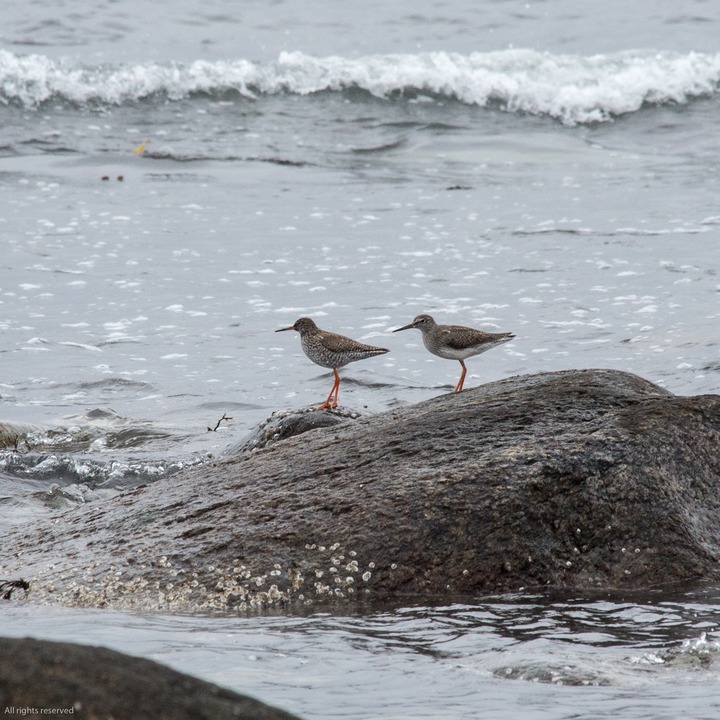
[[3, 369, 720, 612]]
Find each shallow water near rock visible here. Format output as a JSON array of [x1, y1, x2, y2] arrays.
[[4, 584, 720, 720]]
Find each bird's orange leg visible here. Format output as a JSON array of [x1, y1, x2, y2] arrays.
[[453, 360, 467, 393], [330, 368, 341, 408], [318, 369, 341, 410]]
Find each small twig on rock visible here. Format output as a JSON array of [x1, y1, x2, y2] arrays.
[[0, 579, 30, 600], [207, 413, 233, 432]]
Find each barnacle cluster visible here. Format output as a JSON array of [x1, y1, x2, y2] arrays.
[[20, 539, 392, 612]]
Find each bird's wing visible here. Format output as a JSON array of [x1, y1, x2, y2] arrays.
[[442, 326, 493, 350], [318, 331, 361, 353], [320, 331, 388, 354]]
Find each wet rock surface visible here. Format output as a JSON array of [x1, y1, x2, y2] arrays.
[[3, 369, 720, 612], [0, 636, 303, 719], [227, 406, 356, 454]]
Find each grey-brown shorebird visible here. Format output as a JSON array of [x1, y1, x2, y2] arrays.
[[275, 317, 389, 409], [393, 313, 514, 392]]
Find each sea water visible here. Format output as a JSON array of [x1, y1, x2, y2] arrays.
[[4, 588, 720, 720], [1, 1, 720, 718]]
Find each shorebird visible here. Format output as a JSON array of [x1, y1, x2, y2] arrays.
[[275, 317, 389, 409], [393, 313, 514, 392]]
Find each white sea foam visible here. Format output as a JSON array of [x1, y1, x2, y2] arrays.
[[1, 48, 719, 124]]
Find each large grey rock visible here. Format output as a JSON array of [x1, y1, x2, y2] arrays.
[[0, 636, 303, 719], [2, 369, 720, 612]]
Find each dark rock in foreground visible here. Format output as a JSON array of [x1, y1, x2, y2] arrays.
[[2, 369, 720, 612], [0, 636, 302, 719]]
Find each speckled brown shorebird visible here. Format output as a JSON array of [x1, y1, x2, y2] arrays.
[[393, 313, 514, 392], [275, 317, 389, 409]]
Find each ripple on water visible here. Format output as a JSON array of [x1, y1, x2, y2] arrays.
[[4, 590, 720, 719]]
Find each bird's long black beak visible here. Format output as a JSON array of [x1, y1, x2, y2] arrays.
[[275, 325, 295, 333], [393, 321, 416, 333]]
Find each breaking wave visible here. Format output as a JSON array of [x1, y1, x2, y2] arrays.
[[1, 48, 719, 124]]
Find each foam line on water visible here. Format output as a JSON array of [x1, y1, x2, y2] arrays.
[[2, 48, 719, 124]]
